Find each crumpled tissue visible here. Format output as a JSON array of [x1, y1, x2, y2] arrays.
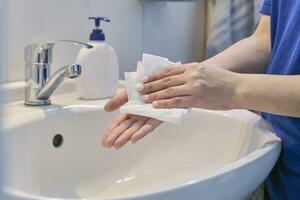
[[120, 54, 190, 124]]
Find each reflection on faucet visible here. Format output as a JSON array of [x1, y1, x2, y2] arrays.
[[36, 64, 82, 101], [24, 40, 93, 106]]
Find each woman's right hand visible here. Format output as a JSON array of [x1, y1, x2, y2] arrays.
[[102, 89, 163, 149]]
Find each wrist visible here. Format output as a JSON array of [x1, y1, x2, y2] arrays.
[[228, 72, 248, 110], [196, 62, 247, 110]]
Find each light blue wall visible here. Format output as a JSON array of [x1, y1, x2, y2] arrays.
[[0, 0, 205, 82]]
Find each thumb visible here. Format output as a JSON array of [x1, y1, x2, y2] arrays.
[[104, 89, 128, 112]]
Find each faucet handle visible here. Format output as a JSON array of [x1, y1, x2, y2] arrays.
[[41, 40, 94, 50], [25, 40, 93, 64]]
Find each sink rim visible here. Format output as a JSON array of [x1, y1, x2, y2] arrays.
[[1, 95, 281, 200], [2, 141, 280, 200]]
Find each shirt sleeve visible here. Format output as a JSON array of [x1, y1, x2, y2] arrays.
[[260, 0, 272, 16]]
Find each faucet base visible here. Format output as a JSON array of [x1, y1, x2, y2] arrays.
[[25, 99, 51, 106]]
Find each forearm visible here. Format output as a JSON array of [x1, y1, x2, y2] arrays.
[[235, 74, 300, 117], [202, 16, 271, 74], [202, 36, 270, 73]]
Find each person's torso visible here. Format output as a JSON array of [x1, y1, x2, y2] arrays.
[[262, 0, 300, 199]]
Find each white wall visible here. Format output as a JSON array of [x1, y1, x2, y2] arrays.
[[143, 1, 205, 63], [0, 0, 7, 83], [0, 0, 205, 83], [5, 0, 86, 82], [1, 0, 144, 82], [0, 0, 4, 193], [0, 1, 4, 194]]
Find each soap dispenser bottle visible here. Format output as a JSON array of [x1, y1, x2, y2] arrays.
[[75, 17, 119, 99]]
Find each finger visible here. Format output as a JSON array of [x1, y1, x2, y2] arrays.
[[143, 85, 191, 103], [144, 65, 185, 83], [104, 89, 128, 112], [102, 113, 129, 140], [113, 119, 148, 149], [152, 97, 192, 109], [102, 118, 136, 148], [131, 119, 162, 143], [139, 74, 185, 94]]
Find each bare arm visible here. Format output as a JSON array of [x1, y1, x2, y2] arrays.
[[236, 74, 300, 117], [102, 15, 300, 149], [203, 15, 271, 73], [140, 16, 300, 118], [141, 64, 300, 118]]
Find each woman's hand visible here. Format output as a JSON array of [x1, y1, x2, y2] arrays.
[[102, 113, 162, 149], [138, 63, 240, 110], [102, 89, 162, 149]]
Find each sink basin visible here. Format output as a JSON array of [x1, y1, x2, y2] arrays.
[[0, 94, 281, 200]]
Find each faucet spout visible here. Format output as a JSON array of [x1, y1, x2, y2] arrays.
[[24, 40, 92, 106], [36, 64, 82, 101]]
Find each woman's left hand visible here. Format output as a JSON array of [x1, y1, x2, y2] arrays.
[[138, 63, 241, 110]]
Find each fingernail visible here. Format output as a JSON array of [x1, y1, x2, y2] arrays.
[[131, 139, 137, 144], [143, 95, 150, 101], [114, 145, 121, 150], [104, 144, 112, 149], [137, 84, 144, 92], [152, 101, 159, 107], [143, 76, 149, 83]]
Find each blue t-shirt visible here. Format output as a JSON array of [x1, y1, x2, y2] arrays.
[[260, 0, 300, 199]]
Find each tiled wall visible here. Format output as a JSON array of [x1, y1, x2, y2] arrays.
[[0, 0, 205, 83]]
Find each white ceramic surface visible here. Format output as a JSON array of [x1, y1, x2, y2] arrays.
[[0, 93, 281, 200]]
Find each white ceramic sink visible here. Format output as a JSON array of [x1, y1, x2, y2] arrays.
[[0, 93, 281, 200]]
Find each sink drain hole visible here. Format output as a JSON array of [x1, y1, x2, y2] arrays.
[[52, 134, 63, 148]]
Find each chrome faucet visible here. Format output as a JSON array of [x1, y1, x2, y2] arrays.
[[24, 40, 93, 106]]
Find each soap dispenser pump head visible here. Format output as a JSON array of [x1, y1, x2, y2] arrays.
[[88, 17, 111, 41]]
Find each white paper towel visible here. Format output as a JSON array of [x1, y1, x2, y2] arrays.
[[120, 54, 190, 124]]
